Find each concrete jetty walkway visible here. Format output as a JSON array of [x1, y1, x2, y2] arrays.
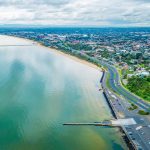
[[63, 118, 136, 127]]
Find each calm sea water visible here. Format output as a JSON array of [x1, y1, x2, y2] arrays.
[[0, 35, 127, 150]]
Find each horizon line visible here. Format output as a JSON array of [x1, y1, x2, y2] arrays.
[[0, 24, 150, 28]]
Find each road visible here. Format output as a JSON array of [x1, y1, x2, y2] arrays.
[[101, 61, 150, 112], [100, 60, 150, 150]]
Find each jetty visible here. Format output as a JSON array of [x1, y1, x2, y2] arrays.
[[0, 44, 33, 47], [63, 118, 136, 127]]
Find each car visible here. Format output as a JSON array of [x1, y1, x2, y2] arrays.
[[137, 146, 142, 150], [129, 132, 132, 135], [131, 137, 135, 140]]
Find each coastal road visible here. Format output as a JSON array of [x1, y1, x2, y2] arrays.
[[100, 61, 150, 112], [101, 62, 150, 150]]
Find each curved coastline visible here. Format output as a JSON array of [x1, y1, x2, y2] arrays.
[[0, 34, 128, 150], [1, 35, 101, 72]]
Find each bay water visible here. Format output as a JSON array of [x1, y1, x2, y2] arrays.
[[0, 35, 126, 150]]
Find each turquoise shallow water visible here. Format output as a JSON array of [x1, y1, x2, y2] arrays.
[[0, 35, 127, 150]]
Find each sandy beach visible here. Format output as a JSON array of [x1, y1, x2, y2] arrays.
[[1, 35, 101, 72], [40, 44, 101, 71]]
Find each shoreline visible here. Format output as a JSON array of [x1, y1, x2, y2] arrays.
[[1, 35, 101, 72], [1, 35, 119, 121], [3, 33, 148, 105]]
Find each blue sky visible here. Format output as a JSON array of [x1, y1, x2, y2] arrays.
[[0, 0, 149, 27]]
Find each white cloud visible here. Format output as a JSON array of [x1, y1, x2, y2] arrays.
[[0, 0, 149, 26]]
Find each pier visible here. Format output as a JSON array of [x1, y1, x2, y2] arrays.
[[63, 118, 136, 127], [0, 44, 33, 47], [63, 121, 115, 127]]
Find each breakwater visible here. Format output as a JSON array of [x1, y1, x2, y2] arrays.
[[101, 69, 136, 150], [100, 70, 118, 119], [100, 70, 105, 83], [103, 91, 118, 119]]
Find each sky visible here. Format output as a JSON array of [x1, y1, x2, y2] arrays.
[[0, 0, 150, 27]]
